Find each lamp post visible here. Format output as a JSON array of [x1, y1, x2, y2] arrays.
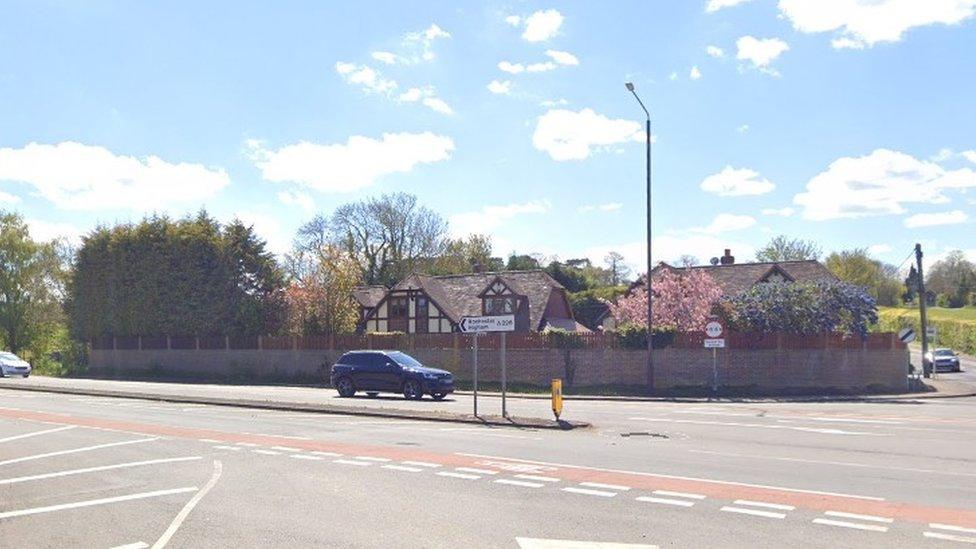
[[625, 82, 653, 390]]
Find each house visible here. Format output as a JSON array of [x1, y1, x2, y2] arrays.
[[633, 249, 838, 297], [359, 270, 589, 334], [351, 285, 388, 328]]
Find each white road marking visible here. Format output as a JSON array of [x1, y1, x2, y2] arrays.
[[270, 446, 301, 452], [629, 417, 887, 437], [923, 532, 976, 544], [381, 464, 423, 472], [333, 459, 371, 466], [825, 510, 892, 523], [514, 474, 560, 483], [0, 425, 75, 443], [0, 487, 197, 520], [812, 518, 888, 532], [436, 471, 481, 480], [311, 451, 343, 457], [241, 432, 312, 440], [289, 454, 323, 461], [720, 506, 786, 519], [354, 456, 391, 462], [455, 467, 498, 475], [252, 449, 280, 456], [110, 543, 149, 549], [0, 456, 201, 485], [401, 460, 440, 468], [562, 487, 617, 498], [198, 438, 220, 443], [580, 482, 630, 491], [151, 461, 222, 549], [457, 452, 885, 501], [653, 490, 706, 500], [213, 445, 241, 451], [0, 437, 158, 466], [734, 500, 795, 511], [674, 410, 903, 425], [235, 442, 259, 447], [636, 496, 695, 507], [516, 537, 658, 549], [687, 449, 976, 479], [494, 479, 545, 488], [931, 524, 976, 535]]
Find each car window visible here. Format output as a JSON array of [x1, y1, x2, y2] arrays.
[[389, 352, 423, 369], [367, 353, 394, 368], [341, 353, 366, 366], [934, 350, 954, 356]]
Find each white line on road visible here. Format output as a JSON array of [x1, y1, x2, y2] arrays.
[[110, 543, 149, 549], [311, 451, 343, 457], [401, 460, 440, 468], [213, 445, 241, 451], [721, 506, 786, 519], [270, 446, 301, 452], [0, 487, 197, 520], [514, 474, 560, 483], [931, 524, 976, 534], [923, 532, 976, 544], [381, 464, 423, 472], [0, 437, 158, 466], [734, 500, 795, 511], [0, 456, 202, 485], [252, 449, 280, 456], [455, 467, 498, 475], [688, 449, 976, 479], [580, 482, 630, 491], [436, 471, 481, 480], [198, 439, 220, 443], [457, 452, 886, 501], [653, 490, 706, 500], [354, 456, 392, 462], [629, 417, 887, 437], [824, 510, 892, 523], [812, 518, 888, 532], [636, 496, 695, 507], [494, 479, 545, 488], [515, 537, 659, 549], [333, 459, 371, 466], [290, 454, 324, 461], [235, 442, 259, 447], [0, 425, 76, 443], [151, 461, 222, 549], [562, 487, 617, 498]]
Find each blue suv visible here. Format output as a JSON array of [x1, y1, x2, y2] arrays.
[[330, 350, 454, 400]]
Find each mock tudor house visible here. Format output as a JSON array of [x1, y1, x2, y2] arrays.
[[357, 270, 588, 334]]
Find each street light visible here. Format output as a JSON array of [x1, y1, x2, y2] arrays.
[[625, 82, 654, 391]]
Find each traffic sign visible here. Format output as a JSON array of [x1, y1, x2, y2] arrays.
[[459, 315, 515, 333], [926, 325, 937, 338], [704, 338, 725, 348], [898, 328, 916, 343], [705, 320, 723, 338]]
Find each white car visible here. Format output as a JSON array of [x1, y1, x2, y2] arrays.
[[0, 352, 31, 378]]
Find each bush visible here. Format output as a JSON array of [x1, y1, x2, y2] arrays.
[[613, 323, 675, 350]]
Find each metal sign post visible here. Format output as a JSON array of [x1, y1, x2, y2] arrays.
[[459, 315, 515, 418], [472, 333, 479, 417], [703, 318, 725, 394], [501, 331, 507, 418]]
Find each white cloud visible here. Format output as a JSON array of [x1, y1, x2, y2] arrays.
[[422, 97, 453, 115], [27, 218, 83, 245], [706, 45, 725, 58], [578, 202, 623, 213], [0, 141, 229, 211], [505, 15, 521, 26], [521, 9, 564, 42], [736, 124, 750, 133], [689, 66, 702, 80], [793, 149, 976, 220], [248, 132, 454, 193], [932, 148, 954, 162], [761, 206, 794, 217], [778, 0, 976, 49], [397, 86, 454, 115], [868, 244, 892, 256], [234, 211, 291, 255], [903, 210, 968, 228], [545, 49, 579, 66], [449, 200, 551, 237], [498, 61, 525, 74], [400, 23, 451, 63], [540, 98, 569, 107], [371, 51, 397, 65], [693, 213, 757, 234], [278, 190, 315, 213], [705, 0, 753, 13], [533, 108, 643, 161], [962, 150, 976, 164], [335, 62, 398, 95], [736, 36, 789, 75], [527, 62, 558, 72], [0, 190, 22, 204], [487, 80, 512, 94], [700, 166, 775, 196]]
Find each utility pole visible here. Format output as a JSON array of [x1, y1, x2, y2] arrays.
[[915, 243, 931, 378]]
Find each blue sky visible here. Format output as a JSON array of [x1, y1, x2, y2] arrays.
[[1, 0, 975, 273]]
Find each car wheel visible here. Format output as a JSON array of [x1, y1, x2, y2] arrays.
[[403, 379, 423, 400], [366, 392, 379, 398], [23, 373, 29, 378], [432, 393, 446, 401], [335, 377, 356, 397]]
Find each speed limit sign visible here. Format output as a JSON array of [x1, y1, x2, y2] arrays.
[[705, 320, 723, 338]]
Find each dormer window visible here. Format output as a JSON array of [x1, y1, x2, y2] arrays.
[[486, 296, 516, 315]]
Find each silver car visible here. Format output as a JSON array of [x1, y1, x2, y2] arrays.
[[0, 352, 31, 378], [924, 348, 961, 373]]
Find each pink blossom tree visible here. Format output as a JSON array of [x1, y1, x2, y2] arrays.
[[610, 268, 723, 331]]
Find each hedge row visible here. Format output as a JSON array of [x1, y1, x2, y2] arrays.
[[876, 308, 976, 355]]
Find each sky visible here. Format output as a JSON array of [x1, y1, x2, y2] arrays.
[[1, 0, 975, 275]]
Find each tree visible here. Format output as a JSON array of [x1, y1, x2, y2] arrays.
[[283, 244, 361, 335], [825, 248, 903, 306], [0, 212, 66, 354], [678, 255, 699, 268], [428, 235, 498, 275], [506, 254, 541, 271], [755, 235, 822, 262], [604, 251, 631, 285], [724, 280, 877, 337], [610, 268, 722, 331], [926, 250, 976, 308]]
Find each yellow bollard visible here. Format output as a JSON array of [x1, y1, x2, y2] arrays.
[[551, 378, 563, 420]]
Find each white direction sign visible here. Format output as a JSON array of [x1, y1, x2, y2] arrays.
[[705, 321, 724, 338], [459, 315, 515, 333]]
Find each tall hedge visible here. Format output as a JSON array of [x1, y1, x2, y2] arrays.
[[68, 212, 285, 339]]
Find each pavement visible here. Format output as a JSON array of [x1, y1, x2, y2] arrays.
[[1, 371, 976, 547]]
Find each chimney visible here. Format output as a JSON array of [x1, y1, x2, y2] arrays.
[[720, 249, 735, 265]]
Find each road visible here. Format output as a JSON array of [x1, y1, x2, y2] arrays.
[[1, 384, 975, 548]]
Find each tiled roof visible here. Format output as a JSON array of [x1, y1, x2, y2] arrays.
[[644, 260, 837, 296], [351, 285, 388, 308], [392, 270, 565, 329]]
